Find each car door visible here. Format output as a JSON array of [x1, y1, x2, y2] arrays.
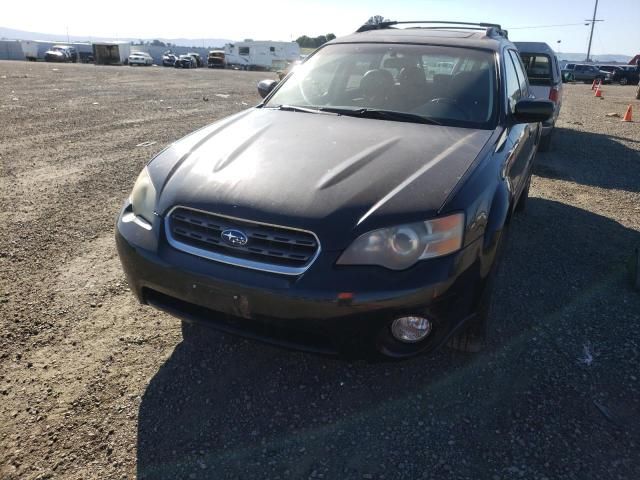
[[503, 49, 537, 204], [573, 65, 585, 81], [553, 55, 563, 116], [510, 49, 538, 149], [502, 48, 528, 203]]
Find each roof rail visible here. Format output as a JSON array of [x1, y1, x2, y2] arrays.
[[355, 20, 509, 39]]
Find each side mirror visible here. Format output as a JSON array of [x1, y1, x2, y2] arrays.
[[257, 79, 278, 99], [513, 99, 554, 123]]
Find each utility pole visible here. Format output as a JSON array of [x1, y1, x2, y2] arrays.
[[585, 0, 603, 62]]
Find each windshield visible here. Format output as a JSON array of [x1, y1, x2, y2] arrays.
[[265, 43, 497, 128]]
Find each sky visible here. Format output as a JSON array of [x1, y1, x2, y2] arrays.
[[3, 0, 639, 55]]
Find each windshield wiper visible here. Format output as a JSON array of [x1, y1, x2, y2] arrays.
[[317, 107, 442, 125], [266, 105, 440, 125], [268, 104, 337, 115]]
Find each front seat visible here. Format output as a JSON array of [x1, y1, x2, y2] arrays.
[[397, 65, 427, 109], [358, 69, 395, 108]]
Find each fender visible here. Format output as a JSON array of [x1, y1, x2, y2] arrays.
[[481, 180, 510, 276]]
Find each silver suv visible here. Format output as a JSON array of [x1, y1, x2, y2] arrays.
[[562, 63, 612, 84], [514, 42, 563, 151]]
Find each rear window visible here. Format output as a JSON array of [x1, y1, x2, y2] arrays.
[[519, 54, 553, 86]]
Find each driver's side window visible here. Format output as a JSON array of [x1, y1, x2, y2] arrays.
[[504, 51, 521, 113]]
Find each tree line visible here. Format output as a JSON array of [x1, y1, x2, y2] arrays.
[[295, 34, 336, 49], [295, 17, 388, 48]]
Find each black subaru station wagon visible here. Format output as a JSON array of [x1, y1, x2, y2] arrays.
[[116, 21, 553, 359]]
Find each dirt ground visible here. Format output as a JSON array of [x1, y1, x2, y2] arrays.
[[1, 61, 639, 480]]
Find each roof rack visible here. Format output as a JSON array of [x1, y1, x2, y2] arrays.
[[355, 20, 509, 39]]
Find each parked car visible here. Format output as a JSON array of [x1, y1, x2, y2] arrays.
[[561, 63, 576, 81], [44, 45, 77, 63], [78, 52, 94, 64], [162, 51, 178, 67], [207, 50, 225, 68], [562, 63, 611, 84], [116, 21, 553, 359], [174, 54, 197, 68], [128, 51, 153, 66], [187, 52, 203, 67], [612, 65, 640, 85], [514, 42, 562, 151], [596, 64, 621, 74]]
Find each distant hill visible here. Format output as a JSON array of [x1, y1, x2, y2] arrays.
[[557, 52, 633, 63], [0, 26, 233, 48]]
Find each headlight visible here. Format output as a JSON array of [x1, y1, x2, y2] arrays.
[[337, 213, 464, 270], [130, 167, 157, 225]]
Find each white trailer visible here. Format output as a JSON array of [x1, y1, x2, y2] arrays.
[[20, 41, 39, 61], [224, 41, 300, 70]]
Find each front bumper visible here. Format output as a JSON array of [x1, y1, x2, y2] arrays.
[[116, 205, 488, 357], [44, 55, 65, 62]]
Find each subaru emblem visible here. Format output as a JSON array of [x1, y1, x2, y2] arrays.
[[221, 229, 249, 247]]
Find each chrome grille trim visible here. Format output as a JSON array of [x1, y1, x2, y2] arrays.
[[164, 206, 322, 275]]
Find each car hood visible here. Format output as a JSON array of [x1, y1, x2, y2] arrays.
[[150, 108, 493, 249]]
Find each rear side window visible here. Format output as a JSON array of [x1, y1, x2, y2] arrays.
[[520, 53, 553, 86], [504, 51, 521, 112]]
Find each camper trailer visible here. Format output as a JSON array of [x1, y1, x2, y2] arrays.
[[224, 41, 300, 70]]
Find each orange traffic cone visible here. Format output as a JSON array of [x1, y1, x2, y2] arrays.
[[591, 79, 597, 90], [594, 84, 603, 98], [622, 105, 633, 122]]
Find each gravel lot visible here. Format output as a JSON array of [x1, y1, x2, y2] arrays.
[[1, 61, 639, 480]]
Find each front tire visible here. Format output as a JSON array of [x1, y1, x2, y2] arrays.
[[538, 129, 552, 152], [447, 275, 493, 353], [515, 174, 531, 213], [620, 77, 628, 86], [447, 206, 513, 354]]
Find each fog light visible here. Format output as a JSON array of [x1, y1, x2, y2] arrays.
[[391, 316, 432, 343]]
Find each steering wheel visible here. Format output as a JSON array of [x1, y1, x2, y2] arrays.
[[429, 97, 471, 121], [298, 74, 325, 105]]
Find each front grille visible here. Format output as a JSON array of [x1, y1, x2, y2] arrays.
[[166, 207, 320, 275]]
